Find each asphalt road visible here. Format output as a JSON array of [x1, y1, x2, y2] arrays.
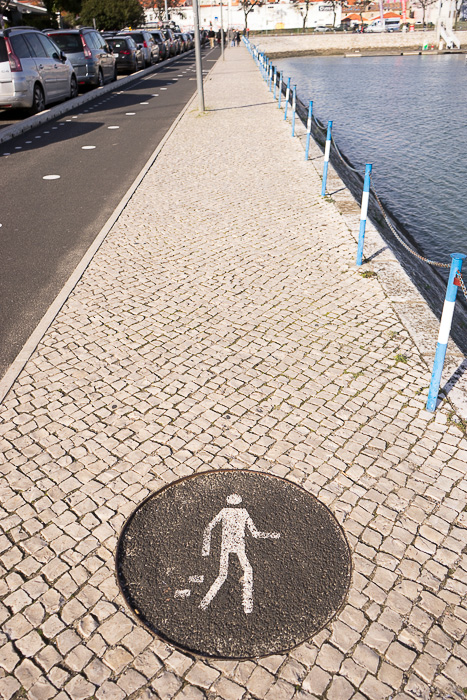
[[0, 46, 219, 381]]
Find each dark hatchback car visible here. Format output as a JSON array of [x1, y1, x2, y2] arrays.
[[44, 28, 116, 89], [120, 30, 158, 66], [106, 35, 144, 73]]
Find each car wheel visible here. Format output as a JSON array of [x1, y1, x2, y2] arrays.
[[97, 69, 104, 87], [30, 83, 45, 115], [70, 75, 78, 99]]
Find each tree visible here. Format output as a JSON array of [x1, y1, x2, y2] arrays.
[[327, 0, 342, 27], [347, 0, 372, 29], [290, 0, 313, 30], [80, 0, 145, 30], [141, 0, 185, 22], [239, 0, 264, 29], [413, 0, 438, 26], [0, 0, 11, 29]]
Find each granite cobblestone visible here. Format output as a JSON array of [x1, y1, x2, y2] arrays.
[[0, 44, 466, 700]]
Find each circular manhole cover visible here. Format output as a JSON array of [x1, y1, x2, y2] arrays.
[[116, 469, 351, 658]]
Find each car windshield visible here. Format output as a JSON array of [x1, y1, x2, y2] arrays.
[[0, 37, 8, 62], [47, 33, 82, 53]]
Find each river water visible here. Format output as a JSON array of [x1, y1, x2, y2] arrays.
[[275, 54, 467, 263]]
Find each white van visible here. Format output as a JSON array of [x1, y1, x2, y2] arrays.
[[365, 18, 401, 32]]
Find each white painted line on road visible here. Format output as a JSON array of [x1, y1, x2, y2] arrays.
[[174, 590, 191, 599], [140, 102, 149, 105], [2, 152, 9, 156], [126, 112, 136, 115], [161, 87, 168, 90], [44, 131, 50, 134], [15, 147, 21, 150], [66, 119, 72, 122], [108, 126, 120, 129], [35, 136, 41, 139], [151, 94, 159, 96], [43, 175, 60, 180], [25, 141, 32, 144], [72, 116, 78, 119], [82, 146, 96, 150]]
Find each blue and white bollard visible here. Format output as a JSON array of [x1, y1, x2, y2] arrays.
[[269, 64, 273, 91], [284, 78, 291, 120], [278, 71, 283, 109], [273, 67, 277, 100], [305, 100, 313, 160], [356, 164, 372, 266], [321, 120, 333, 197], [291, 85, 297, 137], [426, 253, 466, 411]]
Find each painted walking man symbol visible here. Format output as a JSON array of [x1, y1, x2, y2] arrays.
[[199, 494, 280, 614]]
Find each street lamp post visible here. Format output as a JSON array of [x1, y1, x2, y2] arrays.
[[193, 0, 205, 111], [220, 0, 225, 60]]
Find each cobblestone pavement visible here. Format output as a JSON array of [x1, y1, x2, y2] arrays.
[[1, 45, 466, 700]]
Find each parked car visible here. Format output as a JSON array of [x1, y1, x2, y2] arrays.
[[183, 32, 194, 50], [149, 30, 169, 61], [0, 26, 77, 114], [106, 35, 144, 73], [161, 27, 177, 56], [44, 28, 116, 89], [119, 30, 158, 66], [174, 32, 187, 52]]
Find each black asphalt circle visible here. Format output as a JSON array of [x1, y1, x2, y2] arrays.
[[116, 469, 352, 658]]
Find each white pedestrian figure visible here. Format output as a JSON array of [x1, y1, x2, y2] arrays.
[[199, 494, 280, 614]]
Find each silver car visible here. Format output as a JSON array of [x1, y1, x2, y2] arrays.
[[44, 28, 117, 89], [0, 26, 77, 113]]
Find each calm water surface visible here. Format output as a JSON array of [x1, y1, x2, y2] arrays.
[[275, 54, 466, 262]]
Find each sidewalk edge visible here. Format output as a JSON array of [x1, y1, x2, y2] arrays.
[[0, 71, 204, 407]]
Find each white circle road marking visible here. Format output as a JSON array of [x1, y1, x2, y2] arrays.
[[108, 126, 120, 129], [82, 146, 96, 150], [43, 175, 60, 180]]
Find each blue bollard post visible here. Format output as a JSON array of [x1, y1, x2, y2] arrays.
[[426, 253, 466, 411], [278, 71, 283, 109], [284, 78, 291, 120], [356, 164, 373, 265], [321, 120, 333, 196], [273, 67, 277, 99], [305, 100, 313, 160], [291, 85, 297, 137], [269, 64, 273, 91]]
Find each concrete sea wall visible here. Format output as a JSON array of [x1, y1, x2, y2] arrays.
[[254, 30, 467, 56]]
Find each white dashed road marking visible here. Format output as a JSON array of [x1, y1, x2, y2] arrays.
[[82, 146, 96, 150], [43, 175, 60, 180]]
